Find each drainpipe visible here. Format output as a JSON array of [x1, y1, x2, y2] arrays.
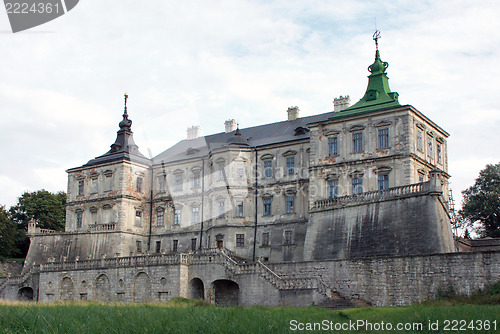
[[199, 158, 205, 250], [148, 167, 153, 251], [252, 147, 258, 261]]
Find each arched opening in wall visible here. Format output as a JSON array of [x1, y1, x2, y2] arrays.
[[133, 272, 151, 302], [212, 279, 239, 306], [59, 277, 75, 301], [94, 274, 111, 302], [189, 278, 204, 300], [18, 287, 34, 301]]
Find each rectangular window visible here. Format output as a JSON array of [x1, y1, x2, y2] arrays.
[[262, 232, 270, 246], [174, 209, 181, 225], [104, 174, 112, 192], [286, 157, 295, 175], [353, 132, 363, 153], [192, 207, 200, 223], [136, 177, 143, 192], [218, 201, 225, 218], [175, 174, 183, 191], [328, 137, 338, 156], [136, 240, 142, 253], [417, 131, 423, 151], [91, 177, 98, 194], [218, 163, 225, 181], [135, 211, 142, 226], [437, 144, 442, 164], [285, 195, 294, 213], [236, 234, 245, 247], [191, 238, 197, 251], [378, 128, 389, 149], [284, 230, 293, 245], [157, 210, 164, 227], [76, 212, 83, 229], [155, 241, 161, 253], [78, 180, 84, 196], [173, 239, 178, 252], [378, 174, 389, 190], [353, 178, 363, 195], [263, 198, 272, 216], [158, 175, 166, 192], [193, 171, 201, 189], [236, 202, 244, 217], [236, 164, 245, 180], [328, 180, 338, 198], [427, 138, 433, 157], [264, 160, 273, 178]]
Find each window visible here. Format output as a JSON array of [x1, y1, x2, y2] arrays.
[[264, 160, 273, 178], [136, 241, 142, 253], [427, 138, 433, 157], [353, 132, 363, 153], [352, 178, 363, 195], [174, 208, 181, 225], [192, 207, 200, 223], [76, 211, 83, 229], [236, 164, 245, 180], [78, 180, 84, 196], [172, 240, 178, 252], [419, 174, 424, 182], [328, 137, 338, 156], [262, 232, 270, 246], [104, 173, 112, 192], [236, 202, 243, 217], [175, 174, 183, 191], [285, 195, 294, 213], [286, 157, 295, 175], [136, 177, 143, 192], [155, 241, 161, 253], [135, 211, 142, 226], [378, 128, 389, 149], [217, 163, 225, 181], [218, 201, 225, 218], [90, 208, 98, 225], [91, 177, 98, 194], [236, 234, 245, 247], [437, 144, 442, 164], [191, 238, 197, 251], [263, 198, 272, 216], [328, 180, 338, 198], [193, 171, 201, 189], [157, 175, 166, 193], [417, 131, 423, 151], [378, 174, 389, 190], [284, 230, 293, 245], [157, 209, 164, 227]]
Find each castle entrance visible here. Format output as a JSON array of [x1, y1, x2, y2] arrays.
[[189, 278, 204, 300], [212, 279, 239, 306], [18, 287, 34, 301]]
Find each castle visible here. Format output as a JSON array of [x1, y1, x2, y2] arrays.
[[1, 36, 498, 306]]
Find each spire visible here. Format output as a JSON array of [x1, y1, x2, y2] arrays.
[[336, 31, 400, 116], [119, 93, 132, 130]]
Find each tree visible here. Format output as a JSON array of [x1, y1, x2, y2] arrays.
[[460, 163, 500, 238], [0, 206, 17, 258]]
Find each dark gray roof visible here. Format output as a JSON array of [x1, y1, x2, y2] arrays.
[[152, 111, 337, 165]]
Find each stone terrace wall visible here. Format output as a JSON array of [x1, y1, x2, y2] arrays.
[[268, 251, 500, 306], [0, 261, 23, 276]]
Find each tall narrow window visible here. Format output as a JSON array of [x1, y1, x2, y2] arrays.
[[78, 180, 84, 196], [157, 175, 166, 193], [91, 177, 98, 194], [193, 171, 201, 189], [236, 164, 245, 180], [285, 195, 294, 213], [155, 241, 161, 253], [236, 202, 244, 217], [173, 240, 178, 252], [192, 207, 200, 223], [135, 211, 142, 226], [136, 177, 143, 192], [437, 144, 442, 164], [174, 208, 181, 225], [218, 201, 225, 218], [353, 132, 363, 153], [262, 232, 270, 246], [328, 180, 338, 198], [286, 157, 295, 175], [352, 178, 363, 195], [104, 173, 113, 192], [264, 160, 273, 178], [236, 234, 245, 247], [157, 209, 164, 227], [76, 211, 83, 229], [417, 131, 423, 151], [378, 174, 389, 190], [263, 198, 272, 216], [328, 137, 338, 156], [378, 128, 389, 149], [217, 163, 225, 181], [175, 174, 183, 191], [191, 238, 197, 251], [427, 138, 433, 157], [284, 230, 293, 245], [136, 241, 142, 253]]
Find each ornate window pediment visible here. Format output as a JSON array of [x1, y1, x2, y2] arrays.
[[282, 150, 297, 157], [349, 125, 365, 132], [374, 120, 392, 127], [260, 154, 274, 161], [326, 130, 340, 136]]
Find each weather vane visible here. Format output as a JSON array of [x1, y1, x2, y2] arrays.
[[373, 30, 381, 50]]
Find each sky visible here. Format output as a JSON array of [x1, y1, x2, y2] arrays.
[[0, 0, 499, 210]]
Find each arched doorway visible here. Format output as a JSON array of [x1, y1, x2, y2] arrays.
[[60, 277, 74, 301], [18, 287, 34, 301], [189, 278, 204, 300], [94, 274, 111, 302], [133, 272, 151, 302], [212, 279, 239, 306]]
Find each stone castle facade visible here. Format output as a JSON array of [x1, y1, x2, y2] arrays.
[[1, 41, 498, 306]]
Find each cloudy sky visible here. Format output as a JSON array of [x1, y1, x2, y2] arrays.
[[0, 0, 499, 209]]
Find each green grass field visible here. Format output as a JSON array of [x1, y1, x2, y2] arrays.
[[0, 283, 498, 334]]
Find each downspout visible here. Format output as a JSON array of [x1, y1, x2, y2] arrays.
[[148, 167, 153, 251], [199, 158, 205, 250], [252, 147, 258, 261]]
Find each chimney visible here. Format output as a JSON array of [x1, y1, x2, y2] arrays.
[[187, 126, 201, 140], [333, 95, 351, 112], [287, 106, 299, 121], [224, 119, 237, 133]]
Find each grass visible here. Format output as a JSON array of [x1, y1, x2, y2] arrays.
[[0, 285, 498, 333]]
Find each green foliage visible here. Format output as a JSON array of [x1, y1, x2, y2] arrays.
[[460, 162, 500, 238], [0, 206, 17, 258]]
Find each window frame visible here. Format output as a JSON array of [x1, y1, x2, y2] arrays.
[[236, 234, 245, 247], [328, 136, 338, 156], [352, 132, 363, 153], [157, 209, 164, 227], [285, 195, 295, 214], [378, 128, 389, 149], [263, 160, 273, 178], [378, 174, 389, 190], [286, 157, 295, 175], [263, 198, 272, 216], [352, 177, 363, 195], [328, 180, 338, 199]]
